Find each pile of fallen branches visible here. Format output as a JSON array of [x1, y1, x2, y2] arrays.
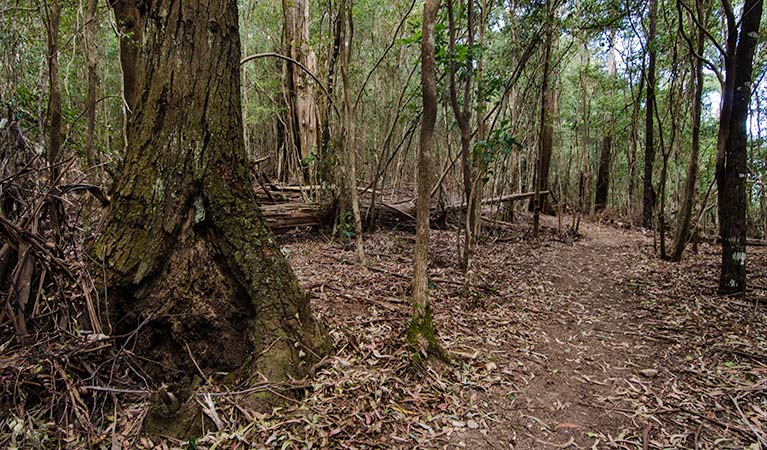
[[0, 109, 148, 447]]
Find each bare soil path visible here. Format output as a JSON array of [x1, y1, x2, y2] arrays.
[[456, 222, 663, 449]]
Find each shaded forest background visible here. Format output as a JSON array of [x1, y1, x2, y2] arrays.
[[4, 0, 767, 238]]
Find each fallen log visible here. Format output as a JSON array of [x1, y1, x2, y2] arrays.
[[360, 190, 550, 227], [259, 185, 550, 234], [443, 190, 549, 213], [260, 202, 328, 232]]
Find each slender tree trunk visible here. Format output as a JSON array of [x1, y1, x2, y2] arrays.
[[84, 0, 98, 177], [447, 0, 476, 271], [716, 0, 763, 294], [95, 0, 326, 433], [595, 35, 616, 213], [44, 0, 63, 235], [338, 0, 365, 263], [319, 8, 341, 188], [43, 0, 61, 166], [409, 0, 445, 360], [578, 43, 590, 217], [83, 0, 99, 231], [628, 71, 644, 218], [533, 2, 553, 236], [642, 0, 658, 228], [671, 0, 705, 261]]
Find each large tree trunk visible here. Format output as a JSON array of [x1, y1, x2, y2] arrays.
[[409, 0, 444, 359], [642, 0, 658, 228], [716, 0, 763, 294], [97, 0, 326, 433]]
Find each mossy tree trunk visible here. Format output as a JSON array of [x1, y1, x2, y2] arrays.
[[97, 0, 326, 431]]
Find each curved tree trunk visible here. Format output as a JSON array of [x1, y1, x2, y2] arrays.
[[97, 0, 326, 433], [671, 1, 705, 262]]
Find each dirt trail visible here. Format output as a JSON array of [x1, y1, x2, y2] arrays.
[[475, 223, 658, 449], [446, 219, 765, 449], [286, 218, 766, 449]]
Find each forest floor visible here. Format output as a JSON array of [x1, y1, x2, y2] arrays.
[[5, 214, 766, 449], [265, 214, 767, 450]]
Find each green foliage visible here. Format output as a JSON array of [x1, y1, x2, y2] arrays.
[[474, 120, 522, 177]]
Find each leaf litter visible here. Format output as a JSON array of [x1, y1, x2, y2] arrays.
[[1, 215, 765, 449]]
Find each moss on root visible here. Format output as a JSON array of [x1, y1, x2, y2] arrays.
[[406, 305, 449, 363]]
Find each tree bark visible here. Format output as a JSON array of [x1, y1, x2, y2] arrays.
[[84, 0, 98, 177], [83, 0, 99, 231], [716, 0, 763, 294], [642, 0, 658, 228], [628, 70, 644, 218], [447, 0, 477, 271], [283, 0, 319, 165], [595, 33, 616, 213], [409, 0, 445, 360], [319, 9, 341, 187], [594, 135, 611, 212], [44, 0, 63, 235], [95, 0, 326, 433]]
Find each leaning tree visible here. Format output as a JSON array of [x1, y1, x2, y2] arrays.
[[97, 0, 327, 432]]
